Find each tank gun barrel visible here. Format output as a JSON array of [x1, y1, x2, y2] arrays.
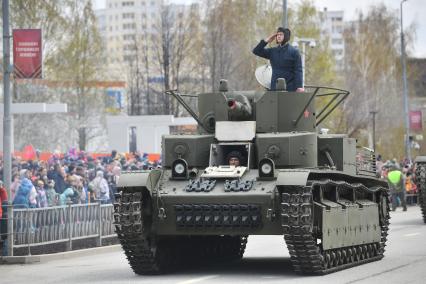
[[228, 95, 252, 121]]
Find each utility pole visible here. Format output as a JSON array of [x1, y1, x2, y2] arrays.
[[282, 0, 288, 28], [400, 0, 411, 161], [370, 111, 378, 152], [292, 38, 316, 87], [2, 0, 13, 256]]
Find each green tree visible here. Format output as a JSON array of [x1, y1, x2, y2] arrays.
[[49, 0, 105, 151], [343, 4, 415, 158]]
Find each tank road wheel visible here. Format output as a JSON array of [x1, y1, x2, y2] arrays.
[[347, 248, 353, 263], [341, 249, 347, 264], [364, 245, 370, 259], [331, 251, 338, 267], [114, 190, 174, 275], [415, 163, 426, 223], [324, 252, 332, 269], [353, 247, 359, 262], [281, 181, 390, 274]]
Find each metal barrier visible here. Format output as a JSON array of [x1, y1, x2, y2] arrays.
[[0, 203, 115, 255]]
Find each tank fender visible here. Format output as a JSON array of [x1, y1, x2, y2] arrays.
[[116, 169, 162, 194], [276, 170, 310, 186]]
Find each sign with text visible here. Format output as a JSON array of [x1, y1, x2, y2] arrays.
[[409, 110, 423, 131], [13, 29, 42, 79]]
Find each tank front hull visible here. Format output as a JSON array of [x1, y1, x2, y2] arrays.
[[114, 169, 390, 275]]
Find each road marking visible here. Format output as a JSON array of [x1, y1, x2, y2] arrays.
[[346, 261, 415, 283], [404, 233, 421, 237], [261, 276, 278, 279], [177, 275, 219, 284]]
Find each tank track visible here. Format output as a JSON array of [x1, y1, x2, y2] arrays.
[[113, 190, 248, 274], [414, 163, 426, 223], [281, 180, 390, 274]]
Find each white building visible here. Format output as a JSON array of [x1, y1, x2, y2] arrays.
[[106, 115, 197, 153], [320, 8, 345, 70]]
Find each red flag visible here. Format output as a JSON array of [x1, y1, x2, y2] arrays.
[[13, 29, 42, 79], [409, 110, 423, 131], [22, 145, 36, 160]]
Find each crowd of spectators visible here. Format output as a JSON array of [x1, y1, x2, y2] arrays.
[[376, 155, 417, 195], [0, 150, 161, 209]]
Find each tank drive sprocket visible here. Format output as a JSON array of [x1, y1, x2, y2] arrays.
[[281, 180, 390, 274]]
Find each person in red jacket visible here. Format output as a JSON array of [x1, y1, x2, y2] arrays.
[[0, 180, 8, 219], [0, 180, 8, 255]]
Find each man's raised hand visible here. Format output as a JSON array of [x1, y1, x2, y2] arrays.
[[265, 33, 277, 43]]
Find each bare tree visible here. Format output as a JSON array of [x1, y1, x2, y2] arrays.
[[148, 3, 202, 115], [343, 4, 415, 158], [126, 39, 144, 116]]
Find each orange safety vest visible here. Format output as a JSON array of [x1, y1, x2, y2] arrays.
[[405, 177, 412, 192]]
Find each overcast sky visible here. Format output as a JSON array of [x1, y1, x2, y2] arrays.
[[95, 0, 426, 57]]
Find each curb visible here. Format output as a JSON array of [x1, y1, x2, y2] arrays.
[[0, 244, 121, 265]]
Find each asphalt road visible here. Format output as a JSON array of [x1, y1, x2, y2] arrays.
[[1, 205, 425, 284]]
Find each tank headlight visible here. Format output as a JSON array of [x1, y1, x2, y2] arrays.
[[174, 163, 185, 174], [261, 163, 272, 175], [258, 158, 275, 179], [172, 158, 188, 179]]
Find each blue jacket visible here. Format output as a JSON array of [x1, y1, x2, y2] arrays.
[[48, 170, 66, 194], [13, 178, 33, 209], [59, 188, 75, 206], [253, 40, 303, 91]]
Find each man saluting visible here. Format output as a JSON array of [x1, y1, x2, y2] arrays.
[[253, 27, 303, 92]]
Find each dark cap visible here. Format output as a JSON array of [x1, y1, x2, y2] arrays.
[[226, 151, 245, 165], [276, 27, 291, 44]]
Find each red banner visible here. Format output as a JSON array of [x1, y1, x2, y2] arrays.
[[409, 110, 423, 131], [13, 29, 42, 79]]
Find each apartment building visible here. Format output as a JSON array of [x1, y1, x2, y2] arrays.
[[320, 8, 345, 70]]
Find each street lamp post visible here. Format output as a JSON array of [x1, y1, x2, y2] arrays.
[[282, 0, 288, 28], [2, 0, 13, 256], [400, 0, 411, 161], [292, 38, 316, 87]]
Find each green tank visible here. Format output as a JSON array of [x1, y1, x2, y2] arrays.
[[113, 80, 390, 275], [414, 156, 426, 223]]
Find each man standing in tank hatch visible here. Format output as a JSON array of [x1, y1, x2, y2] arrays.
[[252, 27, 304, 92]]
